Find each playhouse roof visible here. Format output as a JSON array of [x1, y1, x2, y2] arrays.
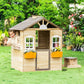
[[10, 16, 61, 31]]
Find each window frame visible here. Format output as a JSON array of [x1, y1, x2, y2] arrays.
[[52, 35, 61, 50], [25, 36, 34, 51]]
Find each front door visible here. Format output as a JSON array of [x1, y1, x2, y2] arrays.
[[36, 49, 50, 70], [36, 31, 50, 70]]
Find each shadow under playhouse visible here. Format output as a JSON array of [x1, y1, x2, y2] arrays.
[[10, 16, 63, 72]]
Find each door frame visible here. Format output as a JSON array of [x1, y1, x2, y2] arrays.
[[35, 30, 50, 70]]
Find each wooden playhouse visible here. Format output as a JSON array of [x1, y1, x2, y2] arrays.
[[10, 16, 63, 72]]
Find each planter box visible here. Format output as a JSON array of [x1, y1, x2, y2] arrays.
[[24, 51, 36, 59], [51, 51, 63, 58]]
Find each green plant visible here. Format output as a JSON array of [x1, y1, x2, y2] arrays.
[[81, 37, 84, 44], [4, 29, 9, 37], [65, 34, 73, 46], [24, 50, 36, 54], [52, 47, 61, 52], [76, 36, 82, 48], [0, 30, 3, 43], [81, 44, 84, 48]]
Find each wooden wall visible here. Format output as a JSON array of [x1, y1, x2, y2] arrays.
[[50, 29, 62, 70], [11, 49, 23, 71], [23, 28, 36, 72], [11, 31, 24, 72], [11, 28, 62, 72]]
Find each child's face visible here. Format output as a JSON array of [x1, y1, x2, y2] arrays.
[[9, 31, 15, 38]]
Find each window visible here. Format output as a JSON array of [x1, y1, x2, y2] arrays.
[[52, 35, 61, 50], [25, 36, 34, 50]]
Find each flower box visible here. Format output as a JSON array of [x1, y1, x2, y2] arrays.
[[24, 51, 36, 59], [51, 51, 63, 58]]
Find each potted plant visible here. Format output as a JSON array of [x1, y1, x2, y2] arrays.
[[66, 40, 72, 50], [51, 47, 63, 58], [24, 50, 36, 59], [65, 34, 73, 50], [70, 34, 77, 51], [62, 42, 66, 47], [65, 38, 73, 50], [75, 36, 82, 51]]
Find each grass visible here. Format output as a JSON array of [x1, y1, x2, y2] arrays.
[[0, 46, 84, 84]]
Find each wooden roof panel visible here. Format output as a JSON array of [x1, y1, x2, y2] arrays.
[[9, 16, 61, 31]]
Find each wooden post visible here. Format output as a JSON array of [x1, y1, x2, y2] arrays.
[[42, 20, 44, 25]]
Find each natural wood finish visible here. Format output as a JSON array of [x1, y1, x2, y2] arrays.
[[50, 57, 62, 70], [38, 22, 41, 26], [11, 20, 63, 72], [23, 59, 35, 72], [42, 20, 44, 25], [11, 49, 23, 72], [46, 22, 49, 26], [10, 16, 61, 31], [36, 49, 49, 70], [11, 31, 24, 72], [24, 28, 63, 31], [50, 30, 62, 51], [23, 29, 36, 51], [50, 29, 62, 71], [64, 57, 81, 68]]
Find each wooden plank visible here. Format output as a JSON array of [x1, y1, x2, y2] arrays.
[[46, 22, 49, 26], [36, 49, 49, 69], [23, 66, 35, 72], [50, 57, 62, 70], [38, 22, 41, 26], [42, 20, 44, 25]]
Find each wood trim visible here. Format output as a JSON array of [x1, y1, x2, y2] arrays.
[[42, 20, 44, 25], [38, 22, 41, 26], [35, 49, 50, 70], [35, 51, 37, 70], [23, 27, 63, 31], [46, 22, 49, 26]]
